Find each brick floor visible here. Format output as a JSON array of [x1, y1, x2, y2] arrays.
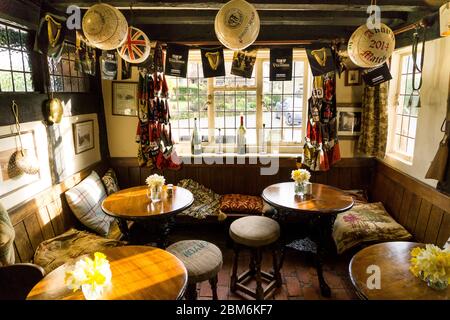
[[169, 223, 359, 300]]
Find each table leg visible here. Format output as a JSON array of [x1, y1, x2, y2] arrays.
[[156, 218, 172, 249], [117, 218, 130, 241]]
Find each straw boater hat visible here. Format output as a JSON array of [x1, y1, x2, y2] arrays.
[[347, 23, 395, 68], [215, 0, 260, 50], [82, 3, 128, 50]]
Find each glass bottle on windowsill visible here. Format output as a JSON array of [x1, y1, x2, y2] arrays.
[[191, 117, 202, 155], [236, 113, 246, 154], [216, 128, 223, 154]]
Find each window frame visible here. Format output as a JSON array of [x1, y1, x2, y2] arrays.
[[171, 49, 310, 154], [387, 46, 421, 164]]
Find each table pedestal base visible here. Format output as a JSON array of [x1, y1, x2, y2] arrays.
[[129, 216, 176, 249]]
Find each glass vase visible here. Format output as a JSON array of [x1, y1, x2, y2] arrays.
[[148, 185, 163, 202], [419, 271, 448, 290], [81, 284, 104, 300], [294, 181, 307, 196]]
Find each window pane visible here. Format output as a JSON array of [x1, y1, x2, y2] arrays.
[[7, 27, 21, 50], [407, 138, 415, 155], [13, 72, 25, 91], [62, 59, 70, 76], [63, 76, 71, 91], [401, 116, 409, 136], [0, 24, 8, 46], [20, 30, 30, 50], [22, 52, 31, 72], [294, 61, 304, 77], [0, 71, 13, 91], [0, 48, 10, 70], [10, 50, 23, 71], [25, 72, 33, 92], [408, 117, 417, 138]]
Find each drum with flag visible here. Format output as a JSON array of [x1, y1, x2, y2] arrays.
[[117, 27, 151, 64]]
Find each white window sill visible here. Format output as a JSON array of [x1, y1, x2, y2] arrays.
[[385, 152, 413, 166]]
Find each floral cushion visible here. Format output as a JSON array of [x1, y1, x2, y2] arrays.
[[33, 228, 125, 273], [101, 168, 120, 195], [220, 194, 264, 214], [0, 201, 15, 266], [65, 171, 115, 236], [332, 202, 412, 254], [177, 179, 221, 219]]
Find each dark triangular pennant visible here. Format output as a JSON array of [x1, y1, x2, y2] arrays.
[[201, 47, 225, 78], [165, 43, 189, 78], [270, 48, 293, 81], [362, 63, 392, 86], [230, 50, 257, 79], [100, 51, 117, 80], [306, 46, 335, 76], [34, 12, 67, 61]]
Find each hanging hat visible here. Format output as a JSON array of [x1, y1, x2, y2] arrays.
[[214, 0, 260, 50], [347, 23, 395, 68], [117, 27, 151, 64], [82, 3, 128, 50]]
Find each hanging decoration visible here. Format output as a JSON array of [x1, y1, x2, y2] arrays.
[[75, 31, 96, 76], [137, 42, 164, 76], [34, 12, 67, 62], [136, 50, 181, 170], [302, 72, 341, 171], [306, 47, 336, 77], [165, 43, 189, 78], [117, 26, 151, 64], [100, 51, 118, 80], [82, 3, 128, 50], [440, 2, 450, 37], [201, 47, 225, 78], [46, 95, 64, 124], [347, 23, 395, 68], [269, 48, 293, 81], [214, 0, 260, 50], [230, 50, 257, 78], [362, 62, 392, 86]]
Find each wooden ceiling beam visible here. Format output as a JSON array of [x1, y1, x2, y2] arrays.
[[46, 0, 444, 12]]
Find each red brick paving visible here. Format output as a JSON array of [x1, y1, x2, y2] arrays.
[[170, 224, 359, 300]]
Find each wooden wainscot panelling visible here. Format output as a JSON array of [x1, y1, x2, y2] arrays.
[[109, 156, 376, 196], [8, 161, 108, 263], [370, 160, 450, 247]]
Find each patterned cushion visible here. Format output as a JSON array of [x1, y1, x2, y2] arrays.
[[0, 201, 15, 266], [332, 202, 412, 254], [65, 171, 115, 236], [220, 194, 264, 214], [101, 168, 120, 195], [177, 179, 221, 219], [33, 228, 125, 274]]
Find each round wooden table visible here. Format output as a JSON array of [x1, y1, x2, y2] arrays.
[[262, 182, 354, 297], [349, 241, 449, 300], [27, 246, 188, 300], [102, 186, 194, 248]]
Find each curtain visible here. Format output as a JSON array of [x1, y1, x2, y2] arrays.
[[357, 82, 388, 159]]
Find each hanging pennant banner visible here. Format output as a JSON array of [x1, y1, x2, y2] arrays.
[[306, 47, 335, 76], [201, 47, 225, 78], [100, 51, 117, 80], [34, 12, 67, 62], [165, 43, 189, 78], [270, 48, 293, 81], [75, 31, 96, 76], [362, 63, 392, 86], [230, 50, 257, 79], [122, 58, 132, 79]]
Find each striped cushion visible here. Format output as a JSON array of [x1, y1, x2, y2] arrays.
[[0, 201, 15, 266], [65, 171, 115, 236]]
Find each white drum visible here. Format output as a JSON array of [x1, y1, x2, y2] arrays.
[[117, 27, 151, 64], [82, 3, 128, 50], [348, 23, 395, 68], [215, 0, 260, 50]]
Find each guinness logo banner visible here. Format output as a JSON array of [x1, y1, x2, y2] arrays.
[[165, 43, 189, 78], [230, 50, 257, 79], [201, 47, 225, 78], [306, 46, 335, 76], [270, 48, 293, 81], [362, 63, 392, 86]]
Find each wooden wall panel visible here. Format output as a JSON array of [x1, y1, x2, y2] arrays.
[[370, 160, 450, 246]]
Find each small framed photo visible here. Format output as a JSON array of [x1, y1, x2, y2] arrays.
[[345, 69, 362, 86], [73, 120, 94, 154], [112, 81, 138, 116], [337, 108, 362, 136]]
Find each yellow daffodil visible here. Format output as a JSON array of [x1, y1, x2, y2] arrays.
[[291, 169, 311, 183], [409, 244, 450, 285]]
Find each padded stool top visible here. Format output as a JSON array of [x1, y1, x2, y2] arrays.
[[166, 240, 223, 283], [229, 216, 280, 247]]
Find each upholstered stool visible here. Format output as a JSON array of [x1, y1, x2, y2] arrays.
[[229, 216, 282, 300], [166, 240, 223, 300]]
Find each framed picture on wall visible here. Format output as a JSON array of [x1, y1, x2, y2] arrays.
[[337, 107, 362, 136], [345, 69, 362, 86], [112, 81, 138, 116], [73, 120, 94, 154]]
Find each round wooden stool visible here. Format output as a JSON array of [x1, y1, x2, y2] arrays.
[[229, 216, 282, 300], [166, 240, 223, 300]]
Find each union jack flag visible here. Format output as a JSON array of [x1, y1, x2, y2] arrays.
[[118, 27, 149, 63]]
